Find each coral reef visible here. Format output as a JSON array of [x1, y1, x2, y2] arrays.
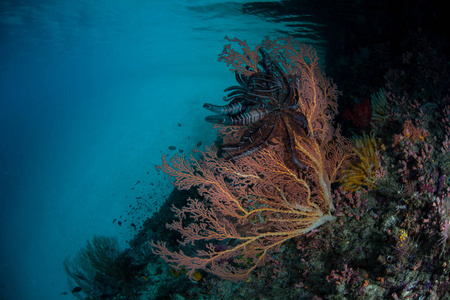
[[62, 7, 450, 298], [140, 32, 450, 299]]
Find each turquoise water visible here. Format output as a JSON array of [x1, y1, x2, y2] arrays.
[[0, 1, 325, 299]]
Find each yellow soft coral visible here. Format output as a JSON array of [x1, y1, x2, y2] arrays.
[[340, 134, 379, 192]]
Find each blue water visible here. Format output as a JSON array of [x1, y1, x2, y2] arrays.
[[0, 1, 325, 299]]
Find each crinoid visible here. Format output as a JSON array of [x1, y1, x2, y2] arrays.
[[203, 48, 309, 169]]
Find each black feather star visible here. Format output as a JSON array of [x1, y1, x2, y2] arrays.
[[203, 49, 310, 169]]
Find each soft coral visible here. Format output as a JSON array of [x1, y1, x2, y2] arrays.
[[343, 98, 372, 129]]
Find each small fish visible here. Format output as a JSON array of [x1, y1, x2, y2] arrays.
[[136, 196, 142, 199], [71, 287, 82, 293], [191, 270, 203, 283], [118, 221, 122, 226], [112, 219, 116, 224], [179, 149, 184, 153], [197, 141, 202, 147], [177, 123, 182, 127], [168, 146, 177, 150]]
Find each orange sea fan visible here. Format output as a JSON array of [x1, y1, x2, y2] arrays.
[[151, 37, 352, 281]]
